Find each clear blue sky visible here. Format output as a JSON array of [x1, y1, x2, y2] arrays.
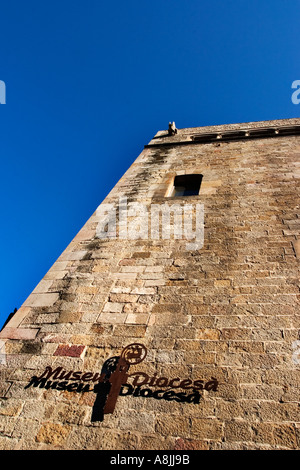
[[0, 0, 299, 328]]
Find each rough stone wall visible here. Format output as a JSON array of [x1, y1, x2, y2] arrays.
[[0, 118, 299, 450]]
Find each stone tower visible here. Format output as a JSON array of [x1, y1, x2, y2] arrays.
[[0, 118, 299, 450]]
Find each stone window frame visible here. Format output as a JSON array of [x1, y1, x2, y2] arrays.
[[167, 173, 203, 198], [165, 171, 203, 198]]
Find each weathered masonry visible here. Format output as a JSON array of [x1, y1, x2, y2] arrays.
[[0, 118, 299, 450]]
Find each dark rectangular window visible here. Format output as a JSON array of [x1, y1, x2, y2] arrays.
[[171, 174, 203, 197]]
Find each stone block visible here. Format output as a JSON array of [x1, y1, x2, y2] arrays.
[[125, 313, 149, 325], [0, 327, 39, 340], [131, 287, 156, 295], [214, 279, 231, 287], [174, 438, 209, 450], [103, 302, 124, 313], [273, 424, 298, 449], [98, 312, 127, 324], [32, 280, 54, 294], [35, 421, 71, 446], [0, 400, 23, 417], [111, 272, 138, 280], [190, 418, 223, 440], [63, 250, 88, 261], [108, 294, 139, 303], [292, 239, 300, 258], [57, 311, 82, 323], [224, 420, 252, 442], [23, 292, 59, 308], [156, 416, 190, 437], [54, 344, 86, 358]]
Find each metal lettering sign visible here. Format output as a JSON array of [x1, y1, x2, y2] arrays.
[[24, 343, 218, 422]]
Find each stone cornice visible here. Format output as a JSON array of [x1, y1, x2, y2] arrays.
[[145, 118, 300, 148]]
